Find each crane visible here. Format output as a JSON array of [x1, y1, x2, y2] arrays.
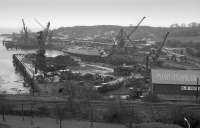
[[147, 32, 169, 66], [126, 16, 146, 42], [35, 21, 51, 74], [153, 32, 169, 63], [145, 32, 169, 76], [22, 18, 28, 41], [111, 16, 146, 48], [43, 22, 51, 42], [34, 18, 53, 43], [116, 28, 126, 48], [37, 21, 50, 55], [34, 18, 45, 29]]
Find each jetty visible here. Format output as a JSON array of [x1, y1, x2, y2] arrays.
[[12, 54, 38, 92]]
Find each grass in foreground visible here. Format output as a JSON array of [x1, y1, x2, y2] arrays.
[[0, 115, 183, 128]]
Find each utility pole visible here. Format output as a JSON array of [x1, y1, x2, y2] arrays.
[[32, 73, 35, 96], [90, 104, 94, 128], [21, 104, 24, 121], [30, 103, 34, 126], [128, 104, 134, 128], [196, 77, 199, 103], [145, 55, 149, 74]]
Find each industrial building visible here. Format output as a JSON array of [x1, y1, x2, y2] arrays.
[[151, 69, 200, 100]]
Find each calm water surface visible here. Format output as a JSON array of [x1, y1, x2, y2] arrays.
[[0, 36, 63, 94]]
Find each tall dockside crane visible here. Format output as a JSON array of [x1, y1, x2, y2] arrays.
[[22, 19, 28, 42], [111, 16, 146, 50], [145, 32, 170, 71], [153, 32, 169, 64], [34, 18, 54, 43], [126, 16, 146, 42], [115, 28, 126, 48], [35, 21, 50, 75]]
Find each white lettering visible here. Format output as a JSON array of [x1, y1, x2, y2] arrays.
[[181, 86, 200, 91]]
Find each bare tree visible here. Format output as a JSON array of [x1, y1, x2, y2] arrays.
[[180, 23, 186, 28], [188, 22, 199, 28], [170, 24, 180, 28]]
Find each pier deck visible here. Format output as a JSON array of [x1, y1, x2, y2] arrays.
[[15, 54, 35, 77], [12, 54, 39, 92]]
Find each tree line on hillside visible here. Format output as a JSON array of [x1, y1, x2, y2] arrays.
[[54, 24, 200, 42], [170, 22, 200, 28], [166, 39, 200, 57]]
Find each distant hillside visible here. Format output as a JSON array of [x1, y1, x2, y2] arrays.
[[54, 25, 200, 43], [0, 27, 40, 35], [0, 27, 20, 34]]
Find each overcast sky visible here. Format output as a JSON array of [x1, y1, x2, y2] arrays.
[[0, 0, 199, 29]]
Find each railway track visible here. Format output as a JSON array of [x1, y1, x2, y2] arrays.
[[1, 94, 200, 116]]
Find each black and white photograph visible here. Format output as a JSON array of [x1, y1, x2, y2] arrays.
[[0, 0, 200, 128]]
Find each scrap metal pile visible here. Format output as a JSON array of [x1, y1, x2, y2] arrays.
[[45, 55, 79, 71]]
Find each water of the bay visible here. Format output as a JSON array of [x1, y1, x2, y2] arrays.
[[0, 36, 63, 94]]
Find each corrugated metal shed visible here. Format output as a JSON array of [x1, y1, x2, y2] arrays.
[[152, 69, 200, 85]]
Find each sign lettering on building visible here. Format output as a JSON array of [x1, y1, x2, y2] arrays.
[[181, 86, 200, 91], [152, 69, 200, 85]]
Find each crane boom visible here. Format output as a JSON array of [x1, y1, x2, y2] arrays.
[[110, 17, 146, 49], [43, 22, 50, 42], [126, 16, 146, 42], [22, 19, 26, 32], [154, 32, 170, 62], [116, 28, 126, 48], [21, 18, 28, 40], [34, 18, 45, 29]]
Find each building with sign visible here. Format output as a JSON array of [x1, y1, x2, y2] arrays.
[[151, 69, 200, 98]]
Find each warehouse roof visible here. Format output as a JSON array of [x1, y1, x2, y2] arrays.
[[152, 69, 200, 85]]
